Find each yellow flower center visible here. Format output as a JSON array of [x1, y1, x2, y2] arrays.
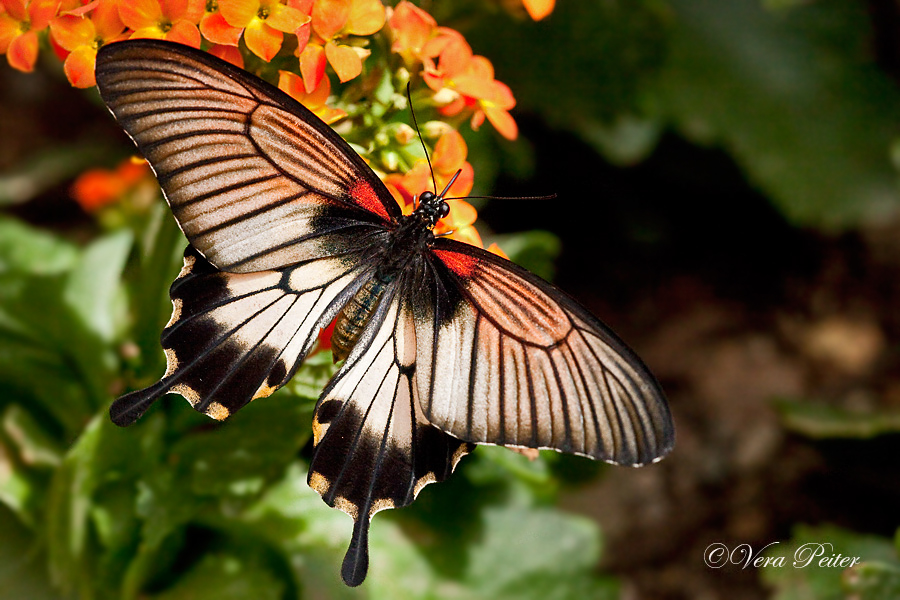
[[257, 6, 270, 20]]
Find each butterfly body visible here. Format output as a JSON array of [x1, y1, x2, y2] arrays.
[[94, 39, 674, 587]]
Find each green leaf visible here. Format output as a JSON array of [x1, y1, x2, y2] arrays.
[[0, 217, 78, 275], [0, 274, 110, 435], [47, 416, 166, 599], [843, 561, 900, 599], [148, 553, 285, 600], [0, 505, 61, 600], [129, 202, 186, 378], [773, 398, 900, 439], [762, 524, 899, 600], [656, 0, 900, 228], [64, 230, 133, 343], [2, 404, 64, 469]]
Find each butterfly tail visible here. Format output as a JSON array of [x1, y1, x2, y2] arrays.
[[109, 378, 173, 426], [341, 518, 370, 587]]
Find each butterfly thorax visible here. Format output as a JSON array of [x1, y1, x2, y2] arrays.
[[331, 192, 447, 362]]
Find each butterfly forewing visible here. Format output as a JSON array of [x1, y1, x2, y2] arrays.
[[415, 239, 673, 466], [94, 40, 400, 273]]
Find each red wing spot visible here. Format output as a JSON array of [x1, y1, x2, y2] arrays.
[[349, 180, 391, 221], [433, 249, 479, 278]]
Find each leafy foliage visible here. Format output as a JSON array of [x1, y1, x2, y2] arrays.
[[0, 209, 608, 598]]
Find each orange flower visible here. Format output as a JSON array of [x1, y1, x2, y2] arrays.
[[388, 4, 518, 140], [439, 56, 518, 140], [71, 158, 153, 212], [199, 0, 243, 46], [278, 69, 346, 123], [296, 0, 384, 91], [219, 0, 308, 61], [119, 0, 205, 47], [383, 129, 480, 247], [50, 0, 126, 87], [423, 33, 518, 140], [208, 41, 243, 67], [522, 0, 554, 20], [387, 0, 434, 66], [0, 0, 60, 72]]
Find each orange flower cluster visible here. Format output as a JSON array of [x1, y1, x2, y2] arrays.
[[7, 0, 549, 256], [1, 0, 533, 142], [71, 157, 153, 211], [388, 1, 517, 140]]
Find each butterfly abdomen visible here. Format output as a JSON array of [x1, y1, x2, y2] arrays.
[[331, 276, 390, 362]]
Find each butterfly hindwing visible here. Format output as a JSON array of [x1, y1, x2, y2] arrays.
[[110, 245, 378, 425], [308, 274, 472, 586], [94, 40, 401, 273], [414, 238, 674, 466]]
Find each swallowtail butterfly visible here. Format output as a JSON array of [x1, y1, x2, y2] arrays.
[[94, 39, 674, 587]]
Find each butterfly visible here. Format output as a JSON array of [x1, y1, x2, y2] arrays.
[[94, 39, 674, 587]]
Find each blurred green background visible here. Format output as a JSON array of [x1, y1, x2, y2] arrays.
[[3, 0, 900, 598]]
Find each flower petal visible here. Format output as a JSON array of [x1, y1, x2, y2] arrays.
[[50, 14, 95, 51], [345, 0, 383, 36], [311, 0, 348, 40], [63, 44, 98, 87], [218, 0, 258, 28], [484, 106, 518, 140], [1, 0, 28, 21], [7, 29, 39, 71], [209, 42, 244, 67], [522, 0, 554, 20], [29, 0, 63, 29], [431, 130, 467, 173], [278, 69, 305, 99], [299, 42, 326, 93], [118, 0, 163, 30], [129, 26, 168, 40], [165, 19, 201, 47], [200, 10, 242, 45], [264, 3, 307, 32], [389, 1, 434, 61], [0, 14, 18, 53], [486, 242, 509, 259], [94, 0, 127, 39], [244, 20, 282, 61], [446, 198, 476, 228], [324, 40, 360, 82]]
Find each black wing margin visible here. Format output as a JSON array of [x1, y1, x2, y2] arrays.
[[110, 244, 377, 426], [414, 238, 674, 467], [307, 276, 472, 586]]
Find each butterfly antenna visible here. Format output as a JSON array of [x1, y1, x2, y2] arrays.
[[407, 83, 439, 195], [444, 193, 558, 202], [438, 169, 462, 199]]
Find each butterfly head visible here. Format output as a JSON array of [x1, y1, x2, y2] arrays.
[[414, 168, 460, 228], [415, 190, 451, 227]]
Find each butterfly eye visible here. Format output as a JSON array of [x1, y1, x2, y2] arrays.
[[438, 202, 450, 219], [419, 191, 436, 204]]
